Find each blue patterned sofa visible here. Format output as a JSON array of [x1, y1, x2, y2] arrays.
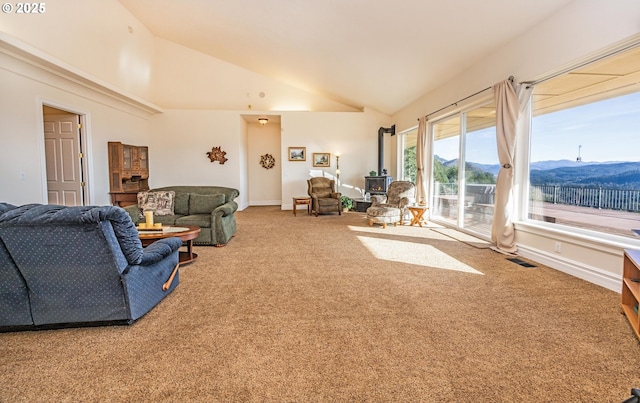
[[0, 203, 182, 332]]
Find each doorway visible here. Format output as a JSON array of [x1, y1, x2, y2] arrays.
[[245, 115, 282, 206], [42, 105, 87, 206]]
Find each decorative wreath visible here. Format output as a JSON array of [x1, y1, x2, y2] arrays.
[[206, 146, 228, 164], [260, 154, 276, 169]]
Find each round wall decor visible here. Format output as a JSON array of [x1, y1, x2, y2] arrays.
[[260, 154, 276, 169]]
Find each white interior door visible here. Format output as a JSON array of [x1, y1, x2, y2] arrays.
[[44, 113, 84, 206]]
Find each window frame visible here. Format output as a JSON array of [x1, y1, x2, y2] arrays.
[[515, 40, 640, 248]]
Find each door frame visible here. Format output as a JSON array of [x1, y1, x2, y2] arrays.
[[37, 98, 93, 205]]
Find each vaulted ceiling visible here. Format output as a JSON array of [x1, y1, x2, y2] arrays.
[[119, 0, 573, 115]]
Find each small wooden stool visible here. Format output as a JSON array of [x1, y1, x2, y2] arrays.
[[293, 197, 311, 216], [407, 205, 429, 227]]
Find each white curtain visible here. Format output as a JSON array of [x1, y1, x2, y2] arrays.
[[491, 79, 533, 254], [415, 117, 428, 204]]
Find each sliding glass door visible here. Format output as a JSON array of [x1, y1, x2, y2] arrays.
[[432, 116, 460, 226], [430, 102, 497, 237], [463, 105, 497, 235]]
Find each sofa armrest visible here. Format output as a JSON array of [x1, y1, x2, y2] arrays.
[[123, 205, 141, 224], [212, 200, 238, 217], [140, 237, 182, 266], [398, 197, 411, 209], [370, 195, 387, 207]]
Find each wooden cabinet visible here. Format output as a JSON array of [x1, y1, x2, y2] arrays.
[[108, 142, 149, 206], [621, 249, 640, 340]]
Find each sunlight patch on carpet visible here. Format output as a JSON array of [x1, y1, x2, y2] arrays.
[[431, 228, 492, 249], [357, 236, 484, 275], [347, 225, 444, 240]]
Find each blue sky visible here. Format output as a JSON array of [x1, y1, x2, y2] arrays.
[[435, 91, 640, 164]]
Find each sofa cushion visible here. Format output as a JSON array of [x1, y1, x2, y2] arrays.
[[174, 193, 190, 216], [189, 193, 225, 214], [318, 198, 340, 207], [366, 206, 401, 217], [138, 191, 175, 216], [175, 214, 212, 228], [153, 214, 181, 226]]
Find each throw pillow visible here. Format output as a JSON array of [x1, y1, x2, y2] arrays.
[[174, 193, 190, 216], [189, 193, 226, 214], [137, 191, 176, 216]]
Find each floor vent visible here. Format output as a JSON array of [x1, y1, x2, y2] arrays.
[[507, 258, 537, 268]]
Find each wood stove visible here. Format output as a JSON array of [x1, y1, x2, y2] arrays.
[[365, 176, 393, 195]]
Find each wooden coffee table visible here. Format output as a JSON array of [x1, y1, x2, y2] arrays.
[[138, 225, 201, 264]]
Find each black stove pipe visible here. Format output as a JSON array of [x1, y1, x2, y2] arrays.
[[378, 125, 395, 176]]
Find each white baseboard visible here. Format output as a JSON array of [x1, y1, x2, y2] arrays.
[[248, 200, 281, 206], [517, 244, 622, 293]]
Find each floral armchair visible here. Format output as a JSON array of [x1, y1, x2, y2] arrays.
[[366, 181, 416, 228], [307, 177, 342, 216]]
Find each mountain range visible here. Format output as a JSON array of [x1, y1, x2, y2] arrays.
[[528, 161, 640, 188], [437, 157, 640, 189]]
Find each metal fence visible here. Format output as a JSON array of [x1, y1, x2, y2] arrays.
[[437, 183, 640, 213], [434, 183, 495, 204], [531, 185, 640, 212]]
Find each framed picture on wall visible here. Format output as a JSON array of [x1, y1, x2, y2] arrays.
[[288, 147, 306, 161], [312, 153, 330, 167]]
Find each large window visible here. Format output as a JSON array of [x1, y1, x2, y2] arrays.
[[528, 46, 640, 239]]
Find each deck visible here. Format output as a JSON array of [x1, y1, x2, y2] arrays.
[[529, 202, 640, 238], [432, 201, 640, 239]]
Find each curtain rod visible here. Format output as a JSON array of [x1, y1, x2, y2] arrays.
[[419, 76, 513, 121]]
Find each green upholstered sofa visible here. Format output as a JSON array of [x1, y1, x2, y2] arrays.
[[124, 186, 239, 246]]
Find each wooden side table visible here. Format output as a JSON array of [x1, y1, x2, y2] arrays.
[[407, 205, 429, 227], [293, 196, 311, 216]]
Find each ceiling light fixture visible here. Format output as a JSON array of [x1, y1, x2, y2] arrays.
[[258, 117, 268, 126]]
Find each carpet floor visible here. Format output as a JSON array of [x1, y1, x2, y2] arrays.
[[1, 206, 639, 402]]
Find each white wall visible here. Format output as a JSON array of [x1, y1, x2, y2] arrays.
[[391, 0, 640, 290], [280, 110, 390, 208], [147, 109, 245, 198], [0, 49, 154, 206]]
